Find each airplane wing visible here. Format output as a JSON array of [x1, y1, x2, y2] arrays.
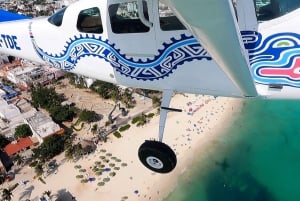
[[0, 9, 30, 22], [161, 0, 258, 98], [162, 0, 300, 99]]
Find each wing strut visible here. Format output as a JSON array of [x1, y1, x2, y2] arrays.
[[162, 0, 257, 97]]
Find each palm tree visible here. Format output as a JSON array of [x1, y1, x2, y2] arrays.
[[43, 190, 51, 197], [91, 124, 98, 135], [34, 163, 44, 176], [13, 154, 25, 167], [1, 188, 13, 201]]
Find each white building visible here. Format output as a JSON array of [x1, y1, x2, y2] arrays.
[[25, 112, 61, 143], [0, 98, 21, 120], [0, 98, 37, 138], [6, 66, 39, 84]]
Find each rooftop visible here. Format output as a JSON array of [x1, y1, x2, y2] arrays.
[[4, 137, 34, 156], [25, 111, 60, 139]]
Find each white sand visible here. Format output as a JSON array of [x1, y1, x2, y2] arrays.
[[10, 93, 242, 201]]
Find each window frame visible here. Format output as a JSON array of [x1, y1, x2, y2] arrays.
[[76, 7, 103, 34]]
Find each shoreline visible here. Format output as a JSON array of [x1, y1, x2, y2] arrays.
[[9, 94, 243, 201], [146, 95, 243, 201]]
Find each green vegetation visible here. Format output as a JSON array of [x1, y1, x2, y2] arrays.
[[90, 80, 119, 100], [113, 131, 122, 138], [66, 73, 86, 88], [151, 96, 161, 107], [90, 80, 135, 108], [35, 163, 44, 176], [131, 114, 146, 125], [32, 134, 68, 163], [0, 134, 10, 149], [14, 124, 32, 139], [38, 177, 46, 184], [147, 113, 155, 118], [65, 140, 84, 160], [71, 122, 85, 131], [0, 174, 5, 185], [31, 85, 64, 109], [119, 124, 131, 132], [78, 109, 97, 123], [31, 85, 76, 123], [13, 154, 25, 167], [1, 188, 13, 201], [91, 124, 98, 134], [131, 113, 154, 127], [49, 105, 76, 123]]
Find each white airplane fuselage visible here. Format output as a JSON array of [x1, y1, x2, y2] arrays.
[[1, 0, 300, 99]]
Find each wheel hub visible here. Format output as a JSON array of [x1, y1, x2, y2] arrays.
[[146, 156, 163, 169]]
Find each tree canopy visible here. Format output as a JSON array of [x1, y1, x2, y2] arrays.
[[32, 134, 68, 162], [1, 188, 13, 201], [14, 124, 32, 139], [90, 80, 119, 100], [0, 135, 10, 149], [31, 85, 64, 110], [49, 105, 76, 123], [78, 109, 96, 123], [31, 85, 76, 123]]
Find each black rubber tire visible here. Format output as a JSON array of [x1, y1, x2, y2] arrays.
[[138, 140, 177, 173]]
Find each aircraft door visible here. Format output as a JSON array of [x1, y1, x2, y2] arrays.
[[107, 0, 157, 58]]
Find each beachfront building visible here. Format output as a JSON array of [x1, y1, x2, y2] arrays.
[[24, 112, 61, 143], [0, 98, 37, 139], [0, 83, 20, 101], [4, 64, 64, 90], [6, 66, 41, 90], [0, 98, 21, 120], [4, 137, 36, 157]]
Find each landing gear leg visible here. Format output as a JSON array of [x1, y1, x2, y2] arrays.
[[138, 90, 181, 173]]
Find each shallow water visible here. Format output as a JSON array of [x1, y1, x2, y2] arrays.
[[164, 99, 300, 201]]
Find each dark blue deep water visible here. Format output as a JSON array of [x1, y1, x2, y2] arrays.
[[164, 99, 300, 201]]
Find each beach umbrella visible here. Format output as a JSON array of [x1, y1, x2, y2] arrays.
[[109, 172, 116, 177], [103, 168, 111, 172], [97, 182, 105, 186], [103, 177, 110, 182], [134, 190, 139, 194]]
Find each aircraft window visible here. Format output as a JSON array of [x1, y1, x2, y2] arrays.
[[158, 2, 186, 31], [109, 1, 150, 34], [77, 7, 103, 34], [48, 7, 67, 26], [254, 0, 300, 21]]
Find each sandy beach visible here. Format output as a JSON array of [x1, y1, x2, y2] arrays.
[[8, 93, 243, 201]]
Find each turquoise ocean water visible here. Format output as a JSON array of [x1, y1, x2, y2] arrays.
[[164, 99, 300, 201]]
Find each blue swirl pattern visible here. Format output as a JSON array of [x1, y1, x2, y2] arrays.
[[242, 31, 300, 87], [29, 23, 211, 81]]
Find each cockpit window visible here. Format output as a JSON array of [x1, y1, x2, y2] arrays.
[[254, 0, 300, 21], [158, 2, 186, 31], [77, 7, 103, 34], [109, 1, 150, 34], [48, 7, 67, 26]]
